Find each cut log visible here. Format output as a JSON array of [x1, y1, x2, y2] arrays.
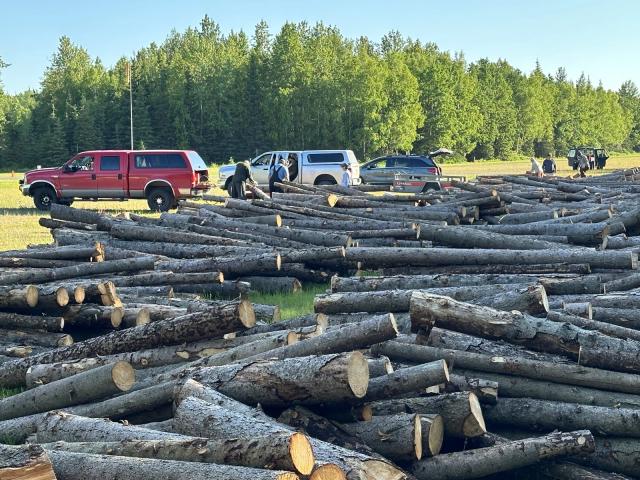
[[63, 304, 123, 329], [45, 450, 300, 480], [578, 345, 640, 374], [0, 257, 156, 286], [453, 369, 640, 409], [0, 444, 56, 480], [364, 392, 485, 439], [156, 253, 281, 276], [382, 263, 592, 275], [577, 437, 640, 478], [364, 360, 449, 400], [338, 413, 427, 462], [189, 352, 369, 406], [410, 430, 594, 480], [42, 435, 314, 475], [0, 362, 134, 420], [0, 312, 64, 332], [484, 397, 640, 437], [110, 223, 248, 246], [372, 341, 640, 395], [562, 302, 593, 318], [0, 329, 72, 348], [0, 300, 254, 388], [238, 276, 302, 294], [591, 307, 640, 329], [0, 243, 102, 261], [546, 311, 640, 342], [252, 303, 281, 323], [367, 356, 393, 377], [0, 285, 39, 310]]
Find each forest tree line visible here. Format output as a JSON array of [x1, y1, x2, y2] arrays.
[[1, 16, 640, 168]]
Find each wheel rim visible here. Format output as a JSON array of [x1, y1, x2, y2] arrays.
[[155, 196, 165, 206], [41, 194, 51, 206]]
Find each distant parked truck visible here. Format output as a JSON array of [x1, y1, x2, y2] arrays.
[[19, 150, 210, 212], [567, 147, 609, 170], [218, 150, 361, 192]]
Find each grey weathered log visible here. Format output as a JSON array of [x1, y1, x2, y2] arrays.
[[45, 450, 300, 480], [382, 263, 592, 275], [547, 311, 640, 342], [578, 345, 640, 374], [484, 397, 640, 437], [372, 341, 640, 395], [156, 253, 281, 276], [110, 222, 248, 246], [367, 355, 394, 377], [364, 392, 486, 439], [0, 443, 56, 480], [0, 329, 72, 348], [591, 307, 640, 329], [445, 374, 499, 405], [41, 434, 314, 476], [252, 303, 281, 323], [410, 430, 594, 480], [107, 271, 224, 287], [365, 360, 449, 400], [0, 300, 254, 388], [0, 284, 39, 309], [576, 437, 640, 478], [0, 361, 134, 420], [338, 413, 430, 462], [238, 276, 302, 294], [62, 304, 122, 329], [0, 312, 64, 332], [188, 352, 369, 406], [453, 368, 640, 409], [0, 243, 102, 261]]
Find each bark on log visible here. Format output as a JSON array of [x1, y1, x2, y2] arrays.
[[410, 292, 636, 359], [107, 271, 224, 288], [156, 253, 281, 276], [252, 303, 281, 323], [365, 360, 449, 400], [0, 362, 134, 420], [172, 281, 251, 297], [0, 257, 156, 286], [0, 312, 64, 332], [338, 413, 428, 462], [364, 392, 486, 439], [484, 397, 640, 438], [0, 244, 102, 261], [110, 223, 247, 246], [0, 285, 39, 309], [547, 311, 640, 342], [367, 356, 394, 377], [346, 247, 637, 270], [0, 444, 56, 480], [0, 300, 254, 388], [45, 450, 300, 480], [0, 257, 81, 268], [591, 307, 640, 329], [453, 368, 640, 409], [189, 352, 369, 406], [0, 329, 72, 348], [42, 435, 314, 476], [382, 263, 592, 275], [62, 304, 123, 329], [578, 345, 640, 374], [410, 430, 594, 480], [577, 437, 640, 478], [372, 341, 640, 395]]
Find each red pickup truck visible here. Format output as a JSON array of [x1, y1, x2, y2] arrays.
[[20, 150, 210, 211]]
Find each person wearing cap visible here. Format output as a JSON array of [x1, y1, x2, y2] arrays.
[[269, 156, 290, 197], [542, 153, 556, 175], [340, 162, 352, 187], [230, 160, 255, 200]]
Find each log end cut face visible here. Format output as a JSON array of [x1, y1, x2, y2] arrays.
[[347, 351, 370, 398], [238, 300, 257, 328], [26, 285, 39, 308], [111, 361, 136, 391], [414, 413, 423, 460], [309, 463, 347, 480], [463, 392, 487, 437], [289, 432, 315, 475], [424, 414, 444, 457]]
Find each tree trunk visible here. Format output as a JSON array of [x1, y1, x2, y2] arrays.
[[409, 292, 636, 359], [0, 312, 64, 332], [0, 257, 82, 268], [484, 397, 640, 438], [410, 430, 594, 480], [0, 444, 56, 480], [338, 414, 426, 462], [0, 285, 39, 310], [547, 311, 640, 342], [45, 450, 300, 480], [591, 307, 640, 329], [364, 392, 486, 439], [238, 276, 302, 294], [444, 374, 499, 405], [578, 345, 640, 374], [382, 263, 592, 275], [346, 247, 637, 270], [106, 271, 224, 288], [365, 360, 449, 400], [0, 329, 72, 348], [577, 437, 640, 478], [0, 243, 102, 261], [372, 341, 640, 395], [0, 257, 156, 286], [156, 253, 281, 276], [110, 223, 247, 246], [562, 302, 593, 318], [367, 356, 393, 377], [188, 352, 369, 406], [252, 304, 281, 323], [0, 362, 134, 420], [63, 304, 123, 329], [0, 300, 254, 388], [42, 434, 314, 476], [452, 368, 640, 410], [172, 281, 251, 297]]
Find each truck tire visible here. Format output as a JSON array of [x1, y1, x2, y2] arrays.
[[224, 177, 233, 194], [146, 188, 175, 212], [32, 186, 58, 211], [315, 176, 337, 186], [58, 199, 74, 206]]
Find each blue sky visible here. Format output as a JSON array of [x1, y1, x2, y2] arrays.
[[1, 0, 637, 94]]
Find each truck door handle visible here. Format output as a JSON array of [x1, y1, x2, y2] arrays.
[[118, 174, 123, 180], [91, 174, 96, 180]]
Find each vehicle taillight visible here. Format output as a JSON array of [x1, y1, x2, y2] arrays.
[[192, 172, 198, 185]]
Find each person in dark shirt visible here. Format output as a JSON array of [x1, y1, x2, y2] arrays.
[[230, 160, 255, 199], [542, 153, 556, 175]]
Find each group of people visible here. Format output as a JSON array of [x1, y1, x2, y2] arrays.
[[229, 154, 354, 200], [530, 153, 557, 176]]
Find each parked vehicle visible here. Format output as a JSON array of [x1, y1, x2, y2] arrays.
[[218, 150, 361, 191], [567, 147, 609, 170], [19, 150, 210, 212], [359, 150, 448, 185]]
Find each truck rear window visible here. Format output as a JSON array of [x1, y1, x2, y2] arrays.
[[306, 153, 345, 163], [135, 154, 186, 169]]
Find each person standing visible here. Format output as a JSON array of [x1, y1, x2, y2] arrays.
[[340, 163, 352, 187], [577, 150, 589, 178], [542, 153, 556, 175], [230, 160, 254, 200], [588, 154, 595, 170], [269, 157, 290, 197]]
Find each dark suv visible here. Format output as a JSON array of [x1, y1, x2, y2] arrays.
[[360, 154, 442, 185]]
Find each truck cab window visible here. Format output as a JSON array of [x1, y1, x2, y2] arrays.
[[100, 156, 121, 171], [70, 155, 94, 171]]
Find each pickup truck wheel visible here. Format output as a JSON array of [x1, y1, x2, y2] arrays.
[[58, 199, 74, 206], [147, 188, 174, 212], [315, 177, 337, 186], [33, 187, 58, 211]]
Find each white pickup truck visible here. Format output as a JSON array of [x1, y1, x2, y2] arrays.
[[218, 150, 361, 192]]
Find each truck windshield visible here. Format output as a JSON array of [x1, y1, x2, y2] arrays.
[[187, 151, 208, 170]]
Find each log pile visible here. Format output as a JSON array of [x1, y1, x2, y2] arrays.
[[2, 169, 640, 478]]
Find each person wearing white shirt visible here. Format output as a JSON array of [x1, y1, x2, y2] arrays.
[[340, 163, 352, 187]]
